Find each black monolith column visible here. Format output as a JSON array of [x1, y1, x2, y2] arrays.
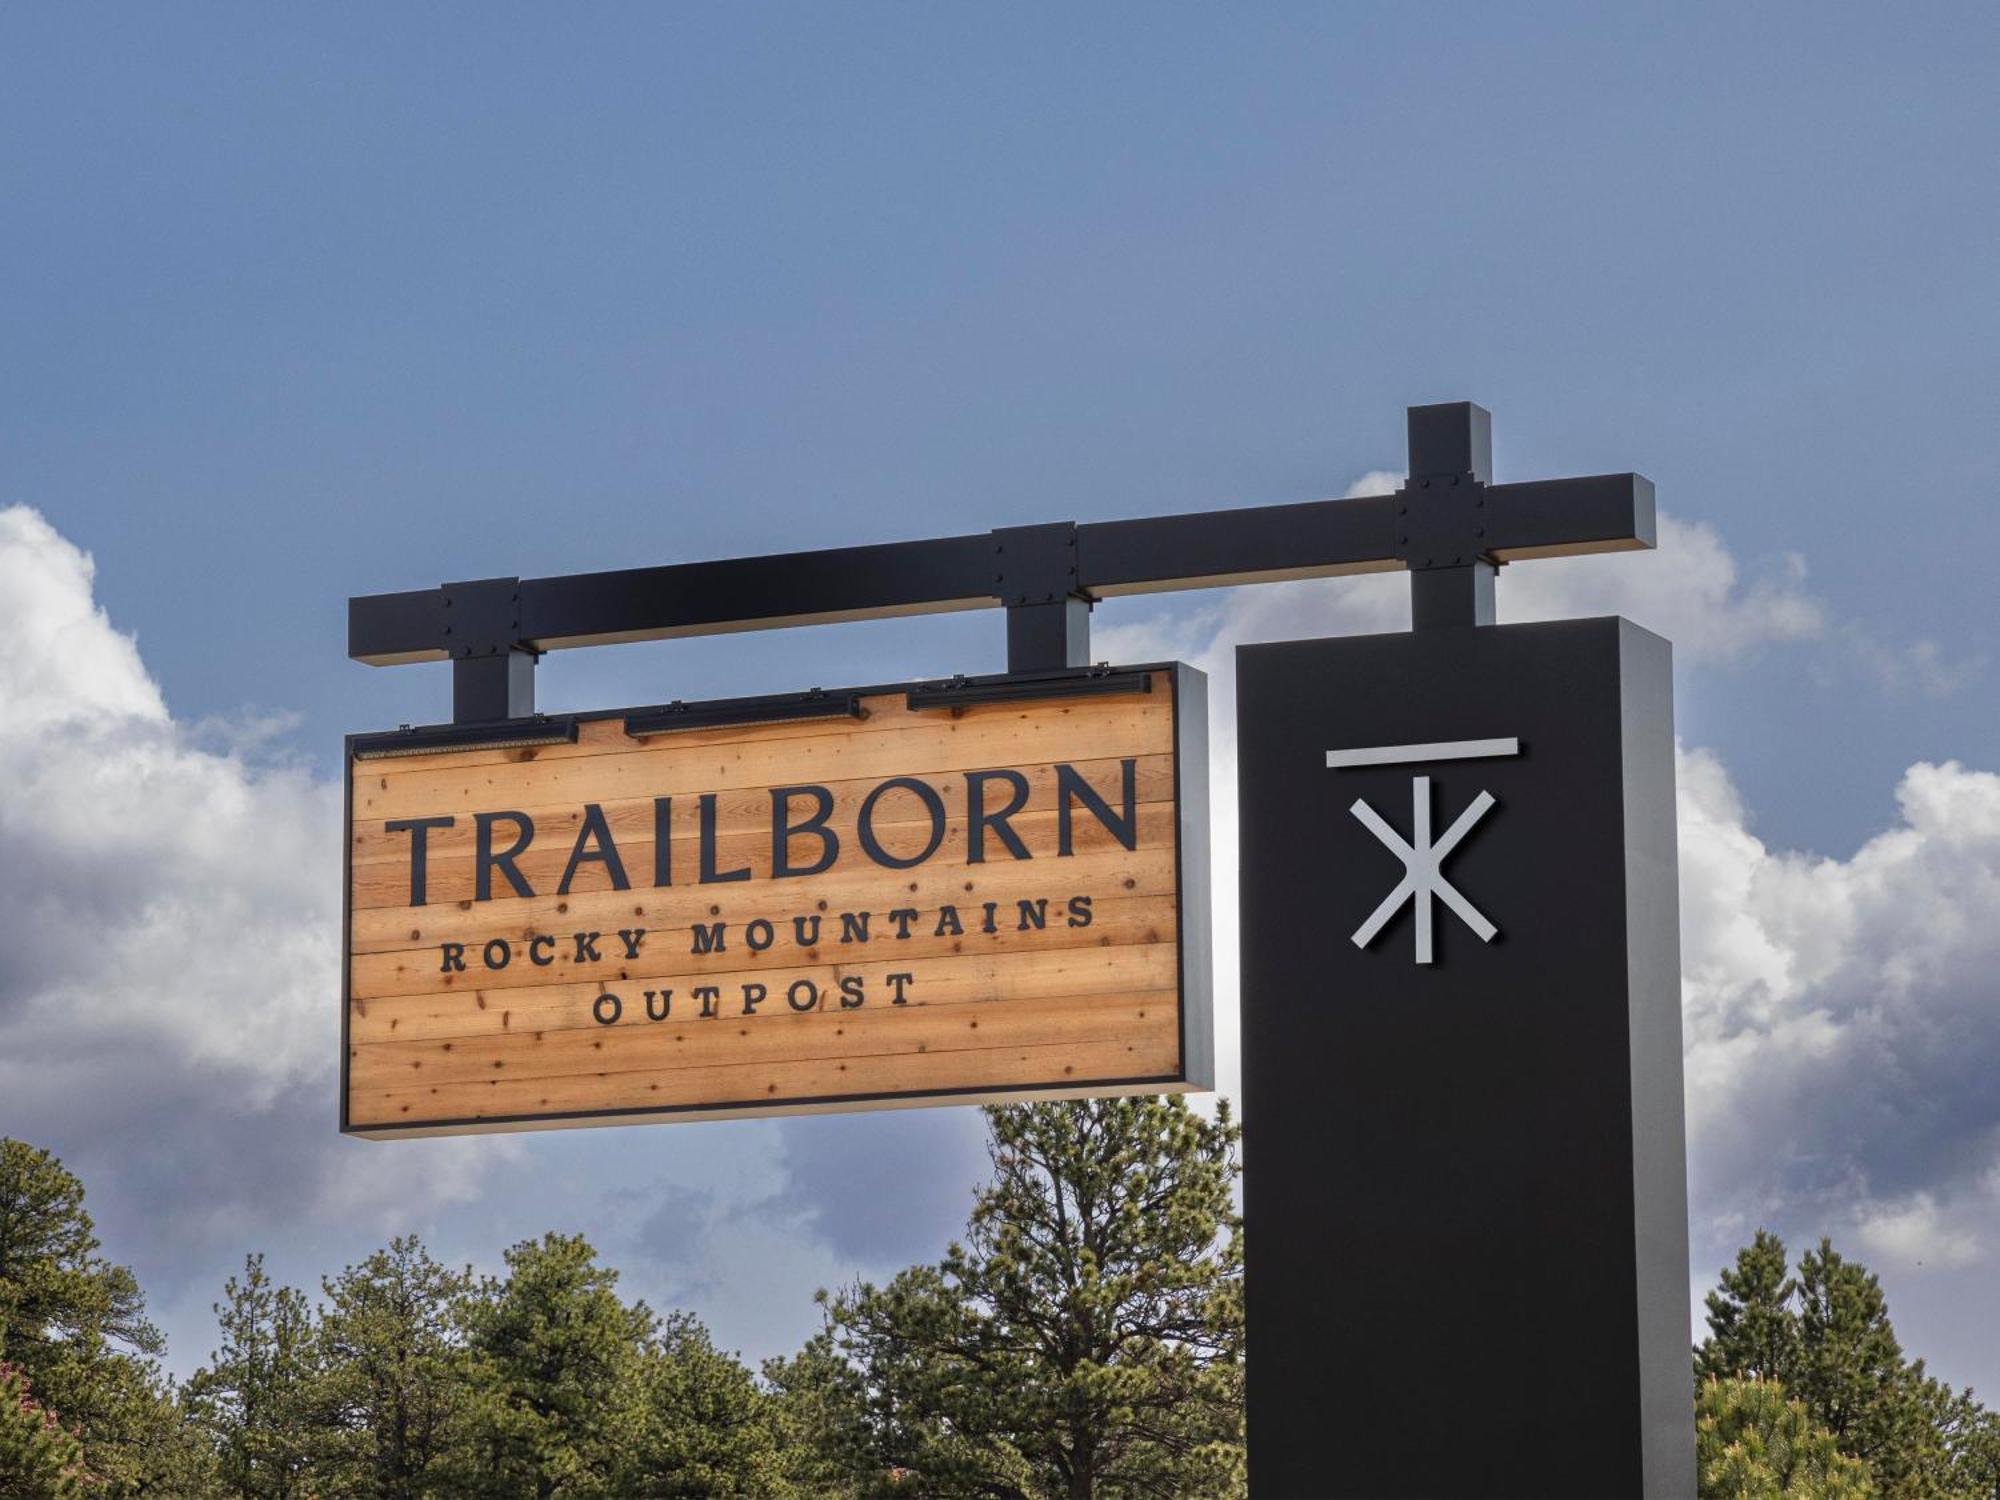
[[1238, 617, 1691, 1498]]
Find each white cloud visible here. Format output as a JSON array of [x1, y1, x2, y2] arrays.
[[0, 506, 504, 1301], [1681, 749, 2000, 1270], [1854, 1193, 1982, 1272]]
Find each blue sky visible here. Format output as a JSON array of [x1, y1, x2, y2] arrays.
[[4, 3, 1999, 1397]]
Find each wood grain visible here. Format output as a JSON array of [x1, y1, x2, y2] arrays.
[[345, 671, 1190, 1134]]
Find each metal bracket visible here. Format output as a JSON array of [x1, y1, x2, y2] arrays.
[[1396, 475, 1494, 572], [441, 576, 526, 659], [991, 522, 1087, 607]]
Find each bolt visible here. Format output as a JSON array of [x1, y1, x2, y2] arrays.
[[1399, 534, 1409, 545], [1421, 479, 1432, 489], [1450, 475, 1459, 486]]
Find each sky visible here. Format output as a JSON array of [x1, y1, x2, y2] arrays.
[[3, 1, 1999, 1398]]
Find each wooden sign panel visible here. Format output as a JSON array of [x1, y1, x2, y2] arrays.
[[343, 666, 1209, 1137]]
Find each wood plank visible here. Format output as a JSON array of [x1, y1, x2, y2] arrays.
[[350, 978, 1179, 1091], [351, 676, 1171, 775], [349, 847, 1178, 1000], [349, 797, 1176, 911], [349, 753, 1176, 868], [350, 701, 1172, 823], [347, 1027, 1182, 1129], [348, 936, 1178, 1046]]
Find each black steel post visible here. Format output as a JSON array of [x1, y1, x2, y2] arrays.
[[994, 521, 1091, 671], [442, 577, 536, 723], [1404, 400, 1499, 630], [451, 650, 536, 722]]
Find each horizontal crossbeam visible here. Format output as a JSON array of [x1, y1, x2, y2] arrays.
[[348, 471, 1653, 666]]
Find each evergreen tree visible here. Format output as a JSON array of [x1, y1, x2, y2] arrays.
[[0, 1362, 86, 1499], [315, 1235, 473, 1499], [1698, 1229, 1800, 1385], [1694, 1230, 2000, 1500], [446, 1232, 648, 1499], [825, 1097, 1245, 1499], [613, 1313, 788, 1496], [0, 1139, 210, 1493], [1791, 1239, 1917, 1477], [761, 1330, 872, 1498], [1695, 1376, 1873, 1498], [184, 1255, 325, 1499]]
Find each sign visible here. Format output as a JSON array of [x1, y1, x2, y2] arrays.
[[343, 666, 1210, 1137], [1237, 619, 1692, 1499]]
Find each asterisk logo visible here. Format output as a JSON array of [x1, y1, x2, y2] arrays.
[[1349, 775, 1497, 964]]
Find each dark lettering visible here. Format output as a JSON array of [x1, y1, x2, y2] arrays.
[[856, 777, 946, 869], [740, 982, 767, 1016], [695, 985, 721, 1017], [699, 793, 751, 883], [838, 975, 865, 1008], [1017, 899, 1048, 931], [745, 918, 774, 953], [1066, 894, 1094, 928], [888, 907, 919, 938], [786, 979, 819, 1012], [474, 812, 536, 901], [982, 901, 999, 934], [386, 816, 454, 906], [572, 931, 602, 963], [933, 905, 964, 937], [616, 928, 646, 959], [482, 938, 511, 970], [887, 972, 914, 1005], [439, 942, 466, 973], [839, 911, 871, 944], [645, 988, 672, 1020], [771, 784, 839, 877], [966, 769, 1031, 862], [592, 992, 622, 1025], [653, 796, 673, 887], [529, 934, 556, 966], [1058, 760, 1138, 854], [559, 802, 630, 894], [793, 914, 822, 946], [691, 922, 727, 955]]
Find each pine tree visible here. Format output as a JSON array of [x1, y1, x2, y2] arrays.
[[446, 1233, 649, 1499], [825, 1097, 1245, 1499], [0, 1363, 86, 1499], [613, 1312, 789, 1496], [1791, 1239, 1911, 1470], [315, 1235, 473, 1498], [1697, 1229, 1799, 1385], [761, 1330, 872, 1498], [1695, 1376, 1873, 1498], [0, 1139, 211, 1494], [184, 1255, 325, 1499]]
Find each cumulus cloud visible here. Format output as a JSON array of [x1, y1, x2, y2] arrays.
[[1681, 748, 2000, 1273], [0, 507, 500, 1314]]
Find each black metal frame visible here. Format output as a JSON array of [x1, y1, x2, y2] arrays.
[[348, 403, 1654, 721]]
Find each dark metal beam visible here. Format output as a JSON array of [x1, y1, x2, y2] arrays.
[[347, 406, 1654, 669]]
